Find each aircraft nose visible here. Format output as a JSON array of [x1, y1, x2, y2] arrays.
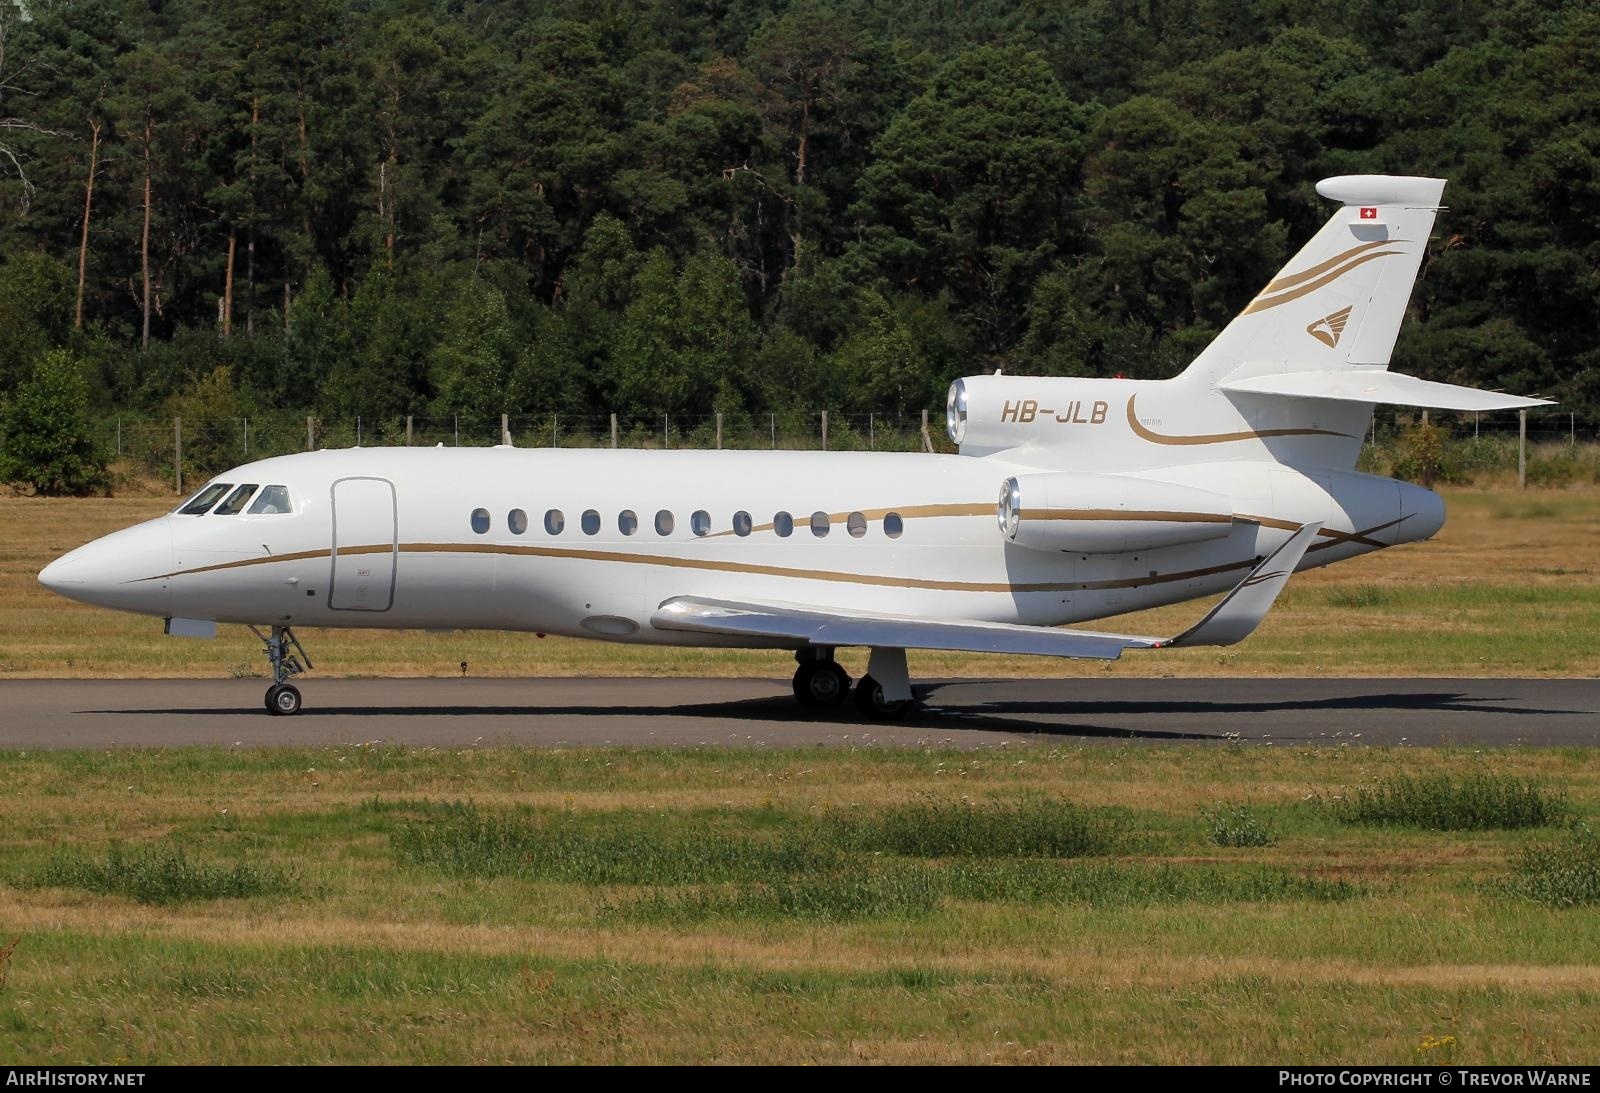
[[38, 518, 175, 617], [38, 552, 85, 592]]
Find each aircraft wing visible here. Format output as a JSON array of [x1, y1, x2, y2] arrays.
[[652, 522, 1321, 660]]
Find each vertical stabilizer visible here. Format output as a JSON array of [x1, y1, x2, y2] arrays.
[[1180, 176, 1446, 389]]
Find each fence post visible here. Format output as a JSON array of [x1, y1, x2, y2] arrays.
[[770, 413, 775, 449], [356, 415, 362, 446], [173, 416, 182, 495], [663, 413, 669, 449], [306, 415, 314, 451], [551, 413, 557, 447], [406, 415, 413, 446], [500, 413, 510, 446], [921, 409, 933, 453], [453, 415, 458, 446], [716, 412, 722, 450], [869, 412, 874, 451], [242, 416, 248, 456], [1519, 409, 1527, 490], [821, 411, 828, 451], [610, 413, 618, 448], [116, 417, 121, 457]]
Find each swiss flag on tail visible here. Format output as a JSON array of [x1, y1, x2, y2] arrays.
[[1359, 206, 1379, 220]]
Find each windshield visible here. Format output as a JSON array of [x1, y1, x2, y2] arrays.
[[213, 484, 259, 515], [248, 485, 293, 514], [176, 482, 232, 515]]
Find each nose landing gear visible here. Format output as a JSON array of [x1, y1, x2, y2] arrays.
[[250, 624, 313, 716]]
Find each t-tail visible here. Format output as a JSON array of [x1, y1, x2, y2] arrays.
[[949, 175, 1552, 473]]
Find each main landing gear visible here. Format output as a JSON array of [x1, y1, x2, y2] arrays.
[[250, 624, 313, 716], [790, 648, 916, 721]]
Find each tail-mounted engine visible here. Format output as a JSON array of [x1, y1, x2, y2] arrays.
[[948, 375, 1126, 456], [998, 472, 1235, 555]]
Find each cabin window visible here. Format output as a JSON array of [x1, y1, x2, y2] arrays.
[[733, 511, 753, 537], [508, 509, 528, 535], [545, 509, 565, 534], [884, 512, 904, 539], [581, 509, 601, 535], [691, 510, 711, 537], [773, 511, 793, 537], [213, 484, 259, 516], [655, 510, 674, 536], [619, 510, 638, 536], [847, 512, 867, 538], [177, 482, 232, 515], [470, 508, 490, 534], [248, 485, 292, 514], [810, 511, 830, 538]]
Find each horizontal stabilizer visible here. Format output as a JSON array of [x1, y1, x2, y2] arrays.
[[651, 522, 1321, 660], [1220, 368, 1553, 411]]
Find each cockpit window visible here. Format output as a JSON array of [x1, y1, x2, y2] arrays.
[[247, 485, 293, 514], [177, 482, 232, 515], [213, 484, 259, 515]]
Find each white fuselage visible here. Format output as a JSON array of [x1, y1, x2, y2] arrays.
[[38, 440, 1444, 647]]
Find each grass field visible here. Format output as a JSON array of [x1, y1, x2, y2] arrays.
[[3, 485, 1599, 679], [2, 746, 1599, 1064]]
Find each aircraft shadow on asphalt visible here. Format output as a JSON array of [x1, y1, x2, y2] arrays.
[[89, 681, 1571, 744]]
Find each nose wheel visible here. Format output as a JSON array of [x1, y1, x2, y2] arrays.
[[265, 683, 302, 716], [250, 624, 313, 716]]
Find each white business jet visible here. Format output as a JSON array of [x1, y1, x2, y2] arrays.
[[39, 176, 1548, 718]]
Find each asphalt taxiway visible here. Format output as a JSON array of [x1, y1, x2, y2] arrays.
[[0, 676, 1594, 749]]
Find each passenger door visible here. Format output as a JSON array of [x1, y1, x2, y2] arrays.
[[329, 477, 397, 611]]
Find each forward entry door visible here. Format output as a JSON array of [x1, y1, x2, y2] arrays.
[[330, 477, 397, 611]]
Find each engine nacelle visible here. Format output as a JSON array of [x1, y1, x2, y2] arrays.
[[948, 374, 1125, 455], [998, 472, 1236, 555]]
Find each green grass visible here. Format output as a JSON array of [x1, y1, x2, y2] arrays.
[[1201, 800, 1279, 847], [1331, 773, 1569, 831], [1506, 825, 1600, 907], [27, 843, 295, 905], [835, 797, 1125, 858], [5, 745, 1600, 1062]]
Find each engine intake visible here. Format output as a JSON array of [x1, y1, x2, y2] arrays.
[[998, 472, 1235, 555]]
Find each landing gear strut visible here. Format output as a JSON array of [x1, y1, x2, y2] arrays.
[[250, 624, 312, 716], [792, 648, 851, 710]]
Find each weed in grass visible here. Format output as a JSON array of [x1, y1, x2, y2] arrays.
[[836, 798, 1124, 858], [620, 860, 1356, 923], [29, 844, 295, 905], [392, 804, 841, 885], [1201, 801, 1279, 848], [1332, 773, 1568, 831], [0, 937, 18, 990], [1505, 825, 1600, 907], [1326, 585, 1392, 609], [623, 865, 944, 924]]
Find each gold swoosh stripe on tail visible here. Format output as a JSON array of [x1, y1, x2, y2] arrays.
[[1127, 395, 1351, 445]]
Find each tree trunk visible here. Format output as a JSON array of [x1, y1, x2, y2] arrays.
[[222, 229, 236, 336], [74, 118, 101, 330], [246, 93, 258, 335], [140, 113, 153, 349]]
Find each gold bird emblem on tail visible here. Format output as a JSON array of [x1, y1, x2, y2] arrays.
[[1306, 305, 1354, 348]]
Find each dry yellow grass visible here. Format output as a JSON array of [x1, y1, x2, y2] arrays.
[[3, 485, 1596, 678]]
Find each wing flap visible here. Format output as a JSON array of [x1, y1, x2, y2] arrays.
[[650, 521, 1321, 661]]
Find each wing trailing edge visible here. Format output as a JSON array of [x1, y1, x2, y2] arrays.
[[651, 522, 1321, 661]]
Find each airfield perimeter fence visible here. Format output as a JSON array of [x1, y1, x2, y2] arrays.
[[67, 406, 1600, 495]]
